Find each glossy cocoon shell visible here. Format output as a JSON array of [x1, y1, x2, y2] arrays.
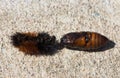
[[61, 32, 109, 50]]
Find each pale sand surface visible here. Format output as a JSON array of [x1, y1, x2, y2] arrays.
[[0, 0, 120, 78]]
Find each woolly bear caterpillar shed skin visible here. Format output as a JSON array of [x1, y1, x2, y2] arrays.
[[11, 32, 58, 56]]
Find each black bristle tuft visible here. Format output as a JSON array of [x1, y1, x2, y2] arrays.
[[37, 32, 58, 55], [11, 32, 26, 46]]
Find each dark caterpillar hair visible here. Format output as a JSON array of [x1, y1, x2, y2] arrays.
[[11, 32, 59, 56]]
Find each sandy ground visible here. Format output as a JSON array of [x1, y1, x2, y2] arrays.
[[0, 0, 120, 78]]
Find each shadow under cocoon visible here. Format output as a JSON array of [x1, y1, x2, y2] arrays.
[[65, 40, 115, 52]]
